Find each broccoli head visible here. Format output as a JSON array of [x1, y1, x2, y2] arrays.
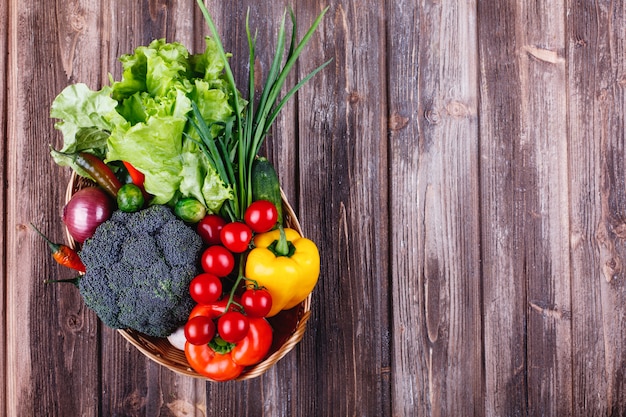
[[78, 204, 203, 337]]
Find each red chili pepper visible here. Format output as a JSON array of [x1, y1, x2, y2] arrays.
[[122, 161, 145, 188], [30, 224, 86, 273], [72, 152, 122, 198]]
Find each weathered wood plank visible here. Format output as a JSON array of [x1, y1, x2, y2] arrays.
[[478, 2, 529, 415], [296, 1, 391, 415], [6, 0, 102, 415], [388, 1, 482, 416], [0, 0, 8, 413], [568, 1, 626, 415], [516, 2, 573, 416]]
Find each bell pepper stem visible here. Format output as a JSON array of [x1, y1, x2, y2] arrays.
[[267, 225, 296, 257], [274, 225, 290, 256]]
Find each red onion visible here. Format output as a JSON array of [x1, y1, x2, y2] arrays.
[[63, 187, 114, 243]]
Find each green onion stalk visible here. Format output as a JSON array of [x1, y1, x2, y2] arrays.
[[192, 0, 331, 222]]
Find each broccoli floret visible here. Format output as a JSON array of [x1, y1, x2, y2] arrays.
[[157, 220, 203, 267], [78, 205, 203, 337], [79, 221, 127, 269], [125, 204, 176, 235]]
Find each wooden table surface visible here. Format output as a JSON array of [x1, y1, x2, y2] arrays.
[[2, 0, 626, 416]]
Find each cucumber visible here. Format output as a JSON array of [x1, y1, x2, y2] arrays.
[[251, 157, 283, 224]]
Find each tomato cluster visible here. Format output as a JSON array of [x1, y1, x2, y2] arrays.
[[181, 200, 279, 380]]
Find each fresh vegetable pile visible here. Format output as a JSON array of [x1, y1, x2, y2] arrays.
[[40, 0, 327, 381]]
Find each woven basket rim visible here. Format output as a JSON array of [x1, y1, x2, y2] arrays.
[[64, 172, 312, 381]]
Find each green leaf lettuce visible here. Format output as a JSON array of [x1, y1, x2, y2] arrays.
[[50, 37, 240, 212]]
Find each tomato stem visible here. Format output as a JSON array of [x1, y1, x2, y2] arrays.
[[224, 259, 246, 314]]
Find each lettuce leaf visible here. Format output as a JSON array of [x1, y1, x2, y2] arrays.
[[50, 37, 239, 212]]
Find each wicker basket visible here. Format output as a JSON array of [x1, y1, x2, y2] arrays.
[[64, 172, 311, 380]]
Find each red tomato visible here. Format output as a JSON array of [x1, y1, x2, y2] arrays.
[[185, 343, 245, 381], [189, 299, 236, 319], [231, 317, 273, 365], [189, 273, 223, 304], [218, 311, 250, 343], [201, 245, 235, 277], [241, 289, 273, 317], [220, 222, 253, 253], [184, 316, 216, 345], [197, 214, 227, 246], [244, 200, 278, 233]]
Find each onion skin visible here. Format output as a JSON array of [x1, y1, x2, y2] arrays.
[[63, 187, 114, 243]]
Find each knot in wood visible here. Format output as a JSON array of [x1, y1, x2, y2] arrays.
[[69, 9, 86, 33], [614, 223, 626, 240], [66, 313, 83, 331], [603, 257, 621, 281], [348, 91, 361, 104], [389, 113, 409, 131], [445, 100, 470, 118], [597, 88, 610, 102], [123, 390, 146, 413], [424, 109, 440, 125], [574, 36, 587, 48]]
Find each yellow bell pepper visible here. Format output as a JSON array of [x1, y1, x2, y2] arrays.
[[245, 227, 320, 317]]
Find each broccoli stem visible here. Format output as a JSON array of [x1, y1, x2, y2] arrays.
[[43, 277, 81, 287]]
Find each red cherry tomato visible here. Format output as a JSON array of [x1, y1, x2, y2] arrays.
[[184, 316, 216, 345], [220, 222, 253, 253], [241, 289, 273, 317], [197, 215, 227, 246], [201, 245, 235, 277], [189, 273, 223, 304], [218, 311, 250, 343], [244, 200, 279, 233]]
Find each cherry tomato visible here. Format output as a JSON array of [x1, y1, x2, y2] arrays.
[[197, 214, 227, 246], [218, 311, 250, 343], [244, 200, 279, 233], [220, 222, 253, 253], [184, 316, 216, 345], [201, 245, 235, 277], [241, 289, 273, 317], [189, 273, 223, 304]]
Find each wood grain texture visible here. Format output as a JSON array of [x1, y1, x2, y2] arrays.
[[0, 0, 7, 414], [4, 0, 626, 415], [388, 0, 482, 416], [478, 1, 531, 415], [516, 1, 572, 416], [568, 1, 626, 415], [296, 1, 391, 415]]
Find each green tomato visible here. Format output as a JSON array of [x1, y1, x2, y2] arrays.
[[175, 197, 207, 223], [117, 184, 145, 212]]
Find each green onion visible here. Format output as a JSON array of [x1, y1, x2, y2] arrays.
[[193, 0, 330, 220]]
